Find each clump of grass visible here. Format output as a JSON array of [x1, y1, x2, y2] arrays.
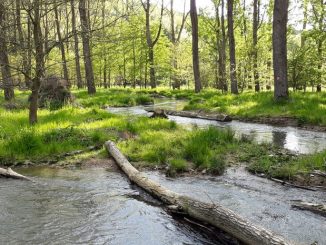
[[6, 128, 42, 156], [184, 127, 233, 170]]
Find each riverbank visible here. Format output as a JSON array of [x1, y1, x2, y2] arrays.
[[150, 89, 326, 129], [1, 89, 325, 186]]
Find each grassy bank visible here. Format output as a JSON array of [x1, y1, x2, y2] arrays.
[[0, 89, 325, 183], [76, 88, 326, 127], [74, 88, 154, 107], [180, 90, 326, 127]]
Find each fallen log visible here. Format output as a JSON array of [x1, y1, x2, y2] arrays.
[[0, 167, 31, 181], [291, 201, 326, 217], [270, 177, 316, 191], [105, 141, 294, 245], [146, 109, 232, 122]]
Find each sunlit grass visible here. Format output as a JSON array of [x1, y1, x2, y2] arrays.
[[183, 91, 326, 126], [0, 89, 325, 181]]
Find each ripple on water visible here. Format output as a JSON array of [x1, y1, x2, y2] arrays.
[[0, 167, 223, 245]]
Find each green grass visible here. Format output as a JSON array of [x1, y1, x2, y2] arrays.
[[0, 89, 325, 183], [73, 88, 154, 107], [182, 91, 326, 126]]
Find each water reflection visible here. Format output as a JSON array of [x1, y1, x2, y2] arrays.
[[108, 100, 326, 154]]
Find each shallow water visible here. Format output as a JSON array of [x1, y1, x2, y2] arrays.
[[108, 99, 326, 154], [0, 167, 224, 245], [146, 167, 326, 245]]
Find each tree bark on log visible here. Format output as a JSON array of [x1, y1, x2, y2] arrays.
[[146, 109, 232, 122], [292, 201, 326, 217], [0, 167, 31, 181], [105, 141, 294, 245]]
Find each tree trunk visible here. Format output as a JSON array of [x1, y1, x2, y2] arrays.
[[190, 0, 201, 93], [104, 57, 108, 89], [16, 0, 30, 88], [71, 0, 83, 89], [215, 0, 227, 92], [54, 5, 69, 83], [220, 0, 228, 92], [227, 0, 238, 94], [0, 2, 15, 101], [105, 141, 293, 245], [142, 0, 163, 89], [273, 0, 289, 100], [79, 0, 96, 94], [253, 0, 260, 92], [30, 0, 45, 125]]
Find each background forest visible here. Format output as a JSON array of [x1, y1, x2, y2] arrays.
[[0, 0, 324, 94]]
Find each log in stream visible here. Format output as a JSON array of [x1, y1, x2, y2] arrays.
[[105, 141, 294, 245], [0, 167, 31, 181], [145, 109, 232, 122]]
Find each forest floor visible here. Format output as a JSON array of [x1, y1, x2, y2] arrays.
[[0, 89, 325, 187]]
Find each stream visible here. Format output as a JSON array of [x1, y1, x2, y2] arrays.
[[0, 167, 226, 245], [1, 99, 325, 245], [108, 99, 326, 154]]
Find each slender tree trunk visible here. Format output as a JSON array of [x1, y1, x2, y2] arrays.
[[142, 0, 163, 89], [104, 57, 108, 89], [132, 39, 136, 89], [253, 0, 260, 92], [190, 0, 201, 93], [227, 0, 238, 94], [273, 0, 289, 100], [220, 0, 227, 92], [0, 2, 15, 101], [316, 0, 324, 92], [30, 0, 45, 124], [79, 0, 96, 94], [16, 0, 30, 88], [54, 5, 69, 83], [71, 0, 83, 89], [27, 15, 32, 85]]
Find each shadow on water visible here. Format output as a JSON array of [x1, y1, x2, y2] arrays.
[[108, 99, 326, 154], [0, 167, 239, 245]]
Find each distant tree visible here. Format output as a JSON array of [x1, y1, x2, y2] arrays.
[[70, 0, 83, 89], [273, 0, 289, 100], [0, 1, 15, 101], [227, 0, 238, 94], [29, 0, 45, 124], [54, 4, 69, 83], [253, 0, 260, 92], [190, 0, 202, 93], [79, 0, 96, 94], [141, 0, 164, 89]]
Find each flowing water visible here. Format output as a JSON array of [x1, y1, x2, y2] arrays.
[[108, 99, 326, 154], [0, 167, 229, 245], [1, 99, 325, 245], [147, 167, 326, 245]]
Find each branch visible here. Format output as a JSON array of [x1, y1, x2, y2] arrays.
[[152, 0, 164, 46]]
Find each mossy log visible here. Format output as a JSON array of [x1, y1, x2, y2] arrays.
[[146, 109, 232, 122], [105, 141, 294, 245], [0, 167, 31, 181]]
